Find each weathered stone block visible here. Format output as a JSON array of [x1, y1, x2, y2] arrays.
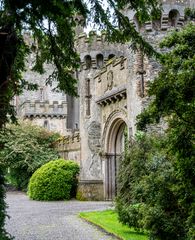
[[76, 180, 104, 201]]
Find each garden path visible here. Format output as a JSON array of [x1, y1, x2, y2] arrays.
[[5, 191, 116, 240]]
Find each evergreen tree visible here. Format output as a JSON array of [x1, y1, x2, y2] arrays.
[[0, 0, 160, 129], [116, 22, 195, 240], [136, 23, 195, 239], [0, 0, 160, 238]]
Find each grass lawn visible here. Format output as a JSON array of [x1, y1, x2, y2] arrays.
[[79, 209, 148, 240]]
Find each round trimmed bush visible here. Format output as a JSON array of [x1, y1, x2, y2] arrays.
[[28, 159, 79, 201]]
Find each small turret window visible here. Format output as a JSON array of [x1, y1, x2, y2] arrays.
[[85, 78, 91, 116], [168, 9, 180, 27], [96, 54, 104, 68], [43, 120, 49, 129], [85, 55, 92, 69]]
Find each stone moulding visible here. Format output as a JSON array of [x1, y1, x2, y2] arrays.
[[20, 100, 67, 119], [24, 114, 67, 119], [101, 108, 128, 153], [79, 180, 103, 184], [96, 87, 127, 106], [94, 57, 127, 76], [55, 132, 81, 149]]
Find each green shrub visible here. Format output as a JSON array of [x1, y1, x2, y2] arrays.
[[0, 170, 13, 240], [116, 133, 193, 240], [28, 159, 79, 201], [0, 121, 60, 190]]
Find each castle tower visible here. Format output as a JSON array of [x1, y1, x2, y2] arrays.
[[75, 0, 192, 200], [17, 0, 193, 200], [74, 29, 129, 199], [17, 50, 68, 135]]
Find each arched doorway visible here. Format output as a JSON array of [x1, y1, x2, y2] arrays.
[[103, 113, 127, 200]]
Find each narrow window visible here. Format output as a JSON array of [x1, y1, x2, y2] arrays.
[[168, 10, 179, 27], [40, 88, 44, 101], [85, 78, 91, 116], [96, 54, 104, 68], [136, 50, 145, 98], [85, 55, 92, 69], [43, 120, 49, 129]]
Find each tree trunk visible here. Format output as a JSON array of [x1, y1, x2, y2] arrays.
[[0, 24, 17, 128]]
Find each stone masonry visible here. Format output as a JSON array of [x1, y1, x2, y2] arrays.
[[17, 0, 192, 200]]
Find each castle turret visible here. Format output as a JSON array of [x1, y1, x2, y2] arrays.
[[75, 0, 193, 200]]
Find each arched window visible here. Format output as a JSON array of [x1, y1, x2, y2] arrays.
[[108, 54, 115, 61], [168, 9, 180, 27], [96, 54, 104, 68], [43, 120, 49, 129], [133, 14, 140, 31], [85, 55, 92, 69]]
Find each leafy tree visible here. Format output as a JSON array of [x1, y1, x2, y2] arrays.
[[0, 0, 160, 238], [116, 133, 189, 240], [137, 23, 195, 240], [117, 23, 195, 240], [0, 0, 161, 129], [137, 24, 195, 238], [0, 169, 13, 240], [0, 121, 60, 190]]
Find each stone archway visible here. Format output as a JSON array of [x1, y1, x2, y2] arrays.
[[102, 110, 127, 200]]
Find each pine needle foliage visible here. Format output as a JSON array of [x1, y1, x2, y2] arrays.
[[0, 0, 161, 129]]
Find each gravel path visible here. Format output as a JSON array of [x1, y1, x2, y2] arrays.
[[5, 191, 117, 240]]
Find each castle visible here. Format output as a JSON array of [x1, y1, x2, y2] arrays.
[[16, 0, 194, 200]]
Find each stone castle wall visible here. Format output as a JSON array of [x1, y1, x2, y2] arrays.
[[74, 0, 191, 200], [16, 51, 69, 135], [17, 0, 193, 200], [56, 132, 81, 164]]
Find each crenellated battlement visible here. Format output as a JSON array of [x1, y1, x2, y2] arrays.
[[57, 132, 80, 146], [76, 0, 191, 70], [55, 131, 81, 162], [162, 0, 189, 5], [19, 100, 67, 119], [75, 31, 106, 53], [95, 56, 127, 76], [140, 0, 192, 32], [55, 131, 80, 154], [75, 31, 125, 69]]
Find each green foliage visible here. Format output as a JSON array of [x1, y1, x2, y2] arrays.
[[0, 0, 160, 237], [116, 133, 191, 240], [185, 8, 195, 20], [0, 169, 13, 240], [137, 23, 195, 131], [28, 159, 79, 201], [0, 0, 161, 129], [137, 23, 195, 239], [117, 23, 195, 240], [80, 210, 148, 240], [0, 121, 60, 190]]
